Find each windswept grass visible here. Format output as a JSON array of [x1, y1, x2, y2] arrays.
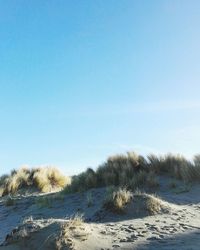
[[2, 167, 32, 195], [148, 153, 194, 181], [63, 152, 200, 194], [0, 166, 71, 196], [64, 152, 154, 193], [1, 152, 200, 197], [144, 193, 167, 215], [33, 167, 71, 193]]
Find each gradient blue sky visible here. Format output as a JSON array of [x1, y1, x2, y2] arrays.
[[0, 0, 200, 175]]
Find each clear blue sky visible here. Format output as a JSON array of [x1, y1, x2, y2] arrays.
[[0, 0, 200, 176]]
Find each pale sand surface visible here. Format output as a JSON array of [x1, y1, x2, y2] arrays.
[[0, 176, 200, 250]]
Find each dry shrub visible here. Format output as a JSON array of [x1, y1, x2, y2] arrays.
[[104, 187, 133, 213], [56, 214, 87, 250]]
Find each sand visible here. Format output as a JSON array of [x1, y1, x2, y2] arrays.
[[0, 176, 200, 250]]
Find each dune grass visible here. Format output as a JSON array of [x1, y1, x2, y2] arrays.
[[32, 167, 71, 193], [0, 166, 71, 196], [103, 187, 169, 216], [1, 152, 200, 197], [144, 193, 167, 215], [63, 152, 200, 194], [56, 214, 87, 250], [104, 187, 133, 213], [63, 152, 156, 193]]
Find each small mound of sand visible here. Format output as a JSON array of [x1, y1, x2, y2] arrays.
[[93, 192, 176, 222], [1, 218, 55, 248], [1, 216, 89, 250], [125, 192, 172, 216]]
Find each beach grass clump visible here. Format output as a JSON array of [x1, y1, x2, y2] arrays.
[[148, 153, 195, 182], [2, 167, 32, 195], [144, 194, 165, 215], [64, 152, 151, 193], [0, 166, 70, 196], [104, 187, 133, 213], [1, 152, 200, 197], [33, 166, 71, 193]]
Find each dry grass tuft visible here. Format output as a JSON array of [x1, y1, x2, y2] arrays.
[[56, 214, 88, 250], [144, 194, 165, 215], [2, 167, 31, 195], [0, 166, 70, 196], [131, 191, 170, 216], [104, 187, 133, 213], [148, 153, 194, 182], [33, 166, 71, 193]]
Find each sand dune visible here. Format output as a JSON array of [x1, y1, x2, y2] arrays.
[[1, 175, 200, 250]]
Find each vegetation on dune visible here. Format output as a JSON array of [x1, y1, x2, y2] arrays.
[[0, 166, 71, 196], [32, 167, 71, 193], [103, 187, 169, 215], [64, 152, 157, 193], [129, 191, 171, 216], [56, 214, 87, 250], [63, 152, 200, 194], [1, 152, 200, 197], [104, 187, 133, 213], [148, 153, 197, 181]]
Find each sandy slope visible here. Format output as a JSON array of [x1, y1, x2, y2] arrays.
[[0, 177, 200, 250]]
